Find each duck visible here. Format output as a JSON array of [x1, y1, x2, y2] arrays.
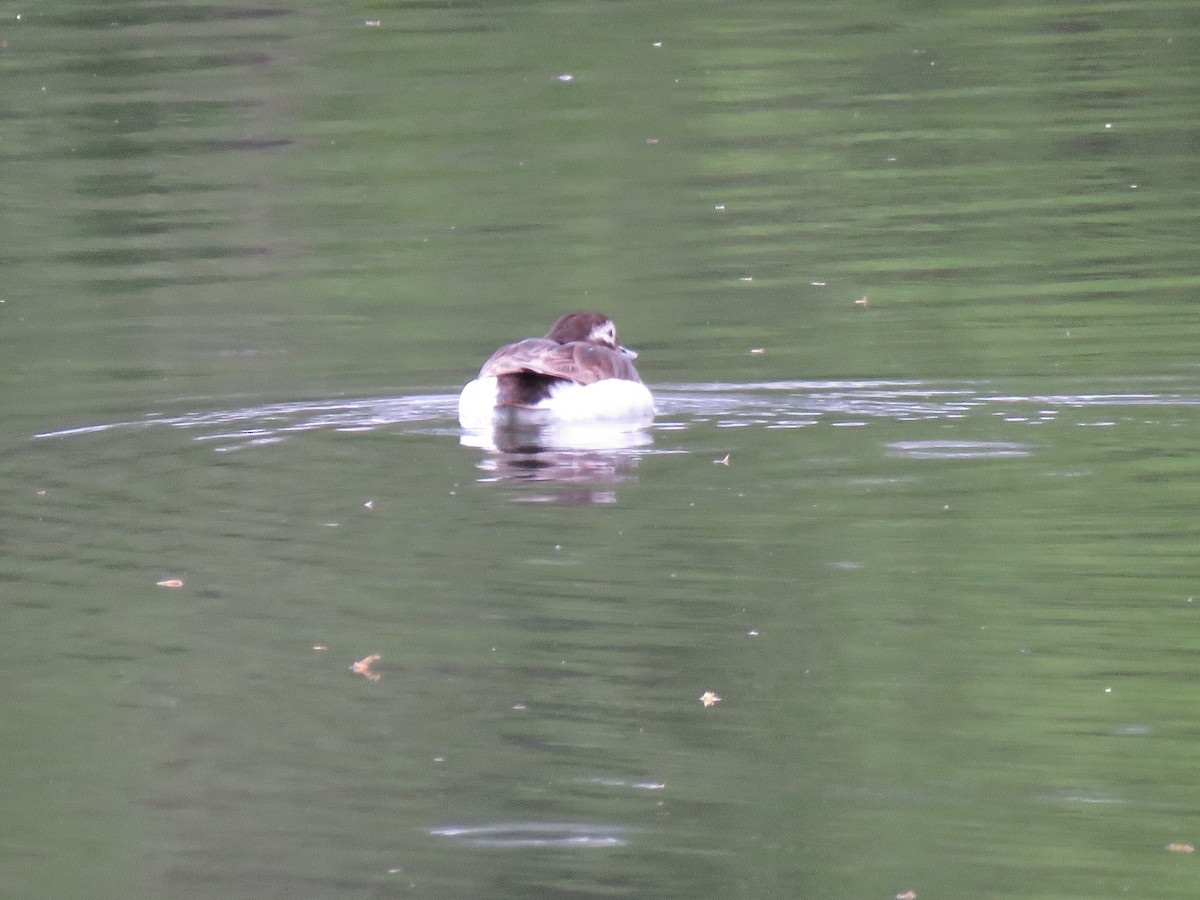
[[458, 311, 655, 430]]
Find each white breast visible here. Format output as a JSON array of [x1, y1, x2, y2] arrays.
[[458, 376, 655, 429]]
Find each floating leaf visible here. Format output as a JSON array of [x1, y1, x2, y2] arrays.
[[352, 654, 381, 682]]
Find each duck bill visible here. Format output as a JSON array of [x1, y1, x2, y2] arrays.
[[618, 344, 638, 360]]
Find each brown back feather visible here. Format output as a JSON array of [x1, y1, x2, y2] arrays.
[[478, 338, 642, 385]]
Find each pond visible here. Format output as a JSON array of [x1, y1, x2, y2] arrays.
[[4, 2, 1200, 899]]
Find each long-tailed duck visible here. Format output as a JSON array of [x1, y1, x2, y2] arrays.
[[458, 311, 655, 429]]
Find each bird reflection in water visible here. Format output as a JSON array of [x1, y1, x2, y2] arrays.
[[460, 422, 652, 503]]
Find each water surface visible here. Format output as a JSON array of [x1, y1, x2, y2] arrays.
[[4, 2, 1200, 898]]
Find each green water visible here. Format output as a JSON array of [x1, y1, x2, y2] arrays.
[[4, 2, 1200, 898]]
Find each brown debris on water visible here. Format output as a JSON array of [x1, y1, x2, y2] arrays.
[[352, 654, 382, 682], [1166, 843, 1195, 854], [156, 579, 184, 589]]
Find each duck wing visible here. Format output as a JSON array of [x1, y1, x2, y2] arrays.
[[478, 338, 641, 385]]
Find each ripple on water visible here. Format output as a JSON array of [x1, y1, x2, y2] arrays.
[[886, 440, 1032, 460], [29, 379, 1200, 453], [429, 822, 630, 848]]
